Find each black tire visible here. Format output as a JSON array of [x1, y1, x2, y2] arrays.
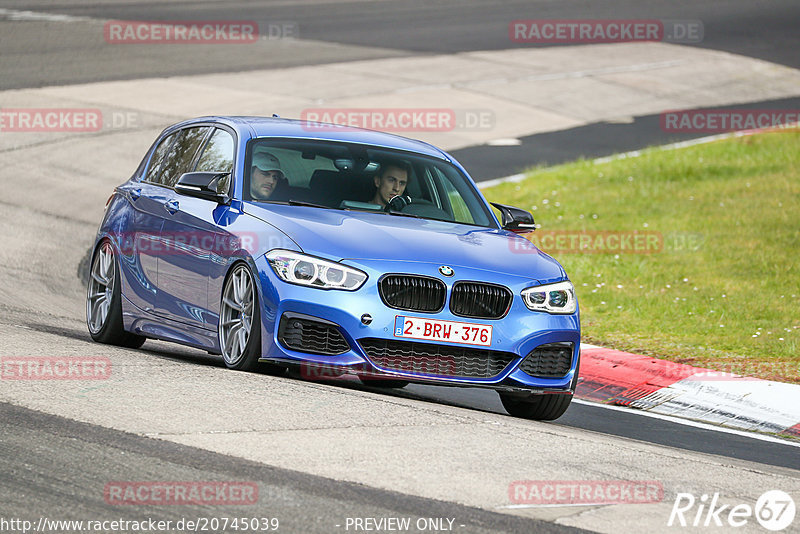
[[499, 393, 573, 421], [358, 378, 409, 389], [86, 240, 146, 348], [501, 347, 581, 420]]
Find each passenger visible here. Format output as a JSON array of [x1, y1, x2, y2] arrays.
[[370, 160, 410, 208], [249, 152, 285, 200]]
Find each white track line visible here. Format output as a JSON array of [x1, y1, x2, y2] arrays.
[[0, 8, 92, 22], [572, 399, 800, 448], [499, 502, 618, 509]]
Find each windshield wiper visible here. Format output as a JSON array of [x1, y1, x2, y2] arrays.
[[285, 199, 423, 220]]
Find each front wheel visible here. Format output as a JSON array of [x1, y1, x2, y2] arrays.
[[86, 240, 145, 348], [499, 392, 573, 421], [219, 263, 262, 371], [218, 263, 284, 376]]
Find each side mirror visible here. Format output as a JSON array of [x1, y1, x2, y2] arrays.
[[491, 202, 536, 234], [175, 172, 230, 204]]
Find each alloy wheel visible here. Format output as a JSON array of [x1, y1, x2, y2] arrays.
[[220, 265, 255, 366], [87, 242, 115, 334]]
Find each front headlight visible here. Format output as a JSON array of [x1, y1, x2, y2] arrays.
[[521, 281, 577, 314], [266, 250, 367, 291]]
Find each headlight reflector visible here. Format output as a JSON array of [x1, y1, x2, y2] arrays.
[[521, 281, 577, 314], [266, 250, 366, 290]]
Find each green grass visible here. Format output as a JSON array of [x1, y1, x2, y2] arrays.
[[483, 132, 800, 383]]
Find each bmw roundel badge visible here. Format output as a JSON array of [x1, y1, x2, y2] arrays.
[[439, 265, 454, 277]]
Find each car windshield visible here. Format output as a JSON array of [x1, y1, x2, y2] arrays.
[[244, 139, 495, 228]]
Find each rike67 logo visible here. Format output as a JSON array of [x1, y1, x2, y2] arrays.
[[668, 490, 796, 531]]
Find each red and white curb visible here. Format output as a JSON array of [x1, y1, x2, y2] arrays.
[[575, 343, 800, 438]]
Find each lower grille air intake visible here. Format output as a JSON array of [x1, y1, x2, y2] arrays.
[[518, 342, 574, 378], [359, 337, 516, 379], [278, 313, 350, 355]]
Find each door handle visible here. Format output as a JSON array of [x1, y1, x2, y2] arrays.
[[164, 199, 180, 214]]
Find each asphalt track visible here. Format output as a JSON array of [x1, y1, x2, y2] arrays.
[[1, 0, 799, 89], [1, 402, 582, 534], [1, 1, 799, 533], [453, 95, 800, 180], [2, 0, 799, 180]]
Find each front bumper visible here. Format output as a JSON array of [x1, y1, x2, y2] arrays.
[[254, 255, 580, 393]]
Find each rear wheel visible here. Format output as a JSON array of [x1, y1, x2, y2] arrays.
[[499, 392, 573, 421], [86, 240, 146, 348]]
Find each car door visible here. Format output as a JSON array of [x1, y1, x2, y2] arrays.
[[155, 126, 233, 330], [190, 127, 238, 329], [118, 131, 177, 314]]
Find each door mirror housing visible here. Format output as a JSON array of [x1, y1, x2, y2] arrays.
[[491, 202, 536, 233], [175, 172, 230, 203]]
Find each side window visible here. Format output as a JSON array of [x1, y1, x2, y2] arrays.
[[144, 133, 176, 185], [159, 126, 211, 187], [433, 166, 475, 224], [195, 128, 235, 194]]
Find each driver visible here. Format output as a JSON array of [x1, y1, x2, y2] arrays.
[[249, 152, 285, 200], [370, 160, 409, 208]]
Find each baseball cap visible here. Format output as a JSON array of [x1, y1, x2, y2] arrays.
[[252, 151, 283, 174]]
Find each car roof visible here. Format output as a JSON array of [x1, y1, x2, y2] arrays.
[[171, 115, 452, 161]]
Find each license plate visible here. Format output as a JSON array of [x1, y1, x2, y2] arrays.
[[394, 316, 492, 347]]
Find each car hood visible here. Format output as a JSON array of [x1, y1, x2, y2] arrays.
[[244, 203, 565, 282]]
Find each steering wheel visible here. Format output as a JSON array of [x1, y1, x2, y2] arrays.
[[384, 194, 412, 212], [384, 195, 451, 220]]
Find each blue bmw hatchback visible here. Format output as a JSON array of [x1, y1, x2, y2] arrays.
[[87, 116, 580, 420]]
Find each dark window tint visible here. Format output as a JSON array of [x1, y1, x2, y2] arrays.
[[159, 126, 211, 187], [195, 128, 235, 194], [144, 132, 176, 185]]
